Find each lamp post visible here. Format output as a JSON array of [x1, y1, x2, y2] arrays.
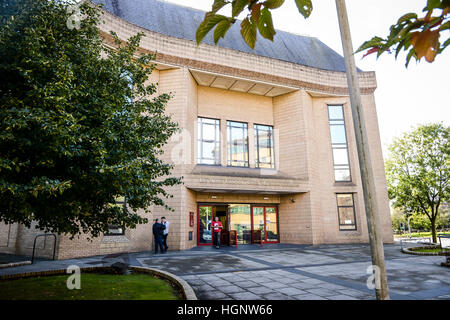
[[335, 0, 390, 300]]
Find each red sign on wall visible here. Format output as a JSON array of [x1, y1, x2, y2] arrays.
[[189, 211, 194, 227]]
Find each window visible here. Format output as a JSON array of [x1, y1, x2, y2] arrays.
[[328, 105, 351, 182], [254, 124, 275, 169], [106, 196, 126, 236], [227, 121, 249, 167], [197, 117, 221, 165], [336, 194, 357, 231]]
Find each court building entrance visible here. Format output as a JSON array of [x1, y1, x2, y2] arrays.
[[197, 204, 279, 247]]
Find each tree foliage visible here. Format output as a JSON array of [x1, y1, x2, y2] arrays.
[[0, 0, 181, 237], [357, 0, 450, 67], [385, 124, 449, 242], [196, 0, 313, 49], [196, 0, 450, 67]]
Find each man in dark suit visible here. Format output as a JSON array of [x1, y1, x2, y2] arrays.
[[152, 218, 166, 254]]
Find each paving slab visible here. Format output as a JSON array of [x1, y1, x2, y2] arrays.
[[275, 287, 307, 296], [229, 292, 264, 300], [2, 243, 449, 301], [218, 285, 247, 294]]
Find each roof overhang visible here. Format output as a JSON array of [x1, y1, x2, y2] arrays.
[[187, 187, 306, 195], [189, 69, 298, 97]]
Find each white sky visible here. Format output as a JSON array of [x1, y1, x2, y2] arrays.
[[165, 0, 450, 157]]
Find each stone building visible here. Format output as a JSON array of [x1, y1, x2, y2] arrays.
[[0, 0, 393, 259]]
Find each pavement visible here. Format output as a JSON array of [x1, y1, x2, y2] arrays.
[[1, 242, 449, 300]]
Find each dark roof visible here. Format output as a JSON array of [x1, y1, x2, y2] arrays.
[[93, 0, 350, 72]]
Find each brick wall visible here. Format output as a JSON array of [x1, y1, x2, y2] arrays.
[[0, 7, 394, 259]]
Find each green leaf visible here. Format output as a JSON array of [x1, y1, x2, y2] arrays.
[[257, 8, 275, 41], [295, 0, 313, 18], [211, 0, 229, 13], [397, 12, 417, 24], [427, 0, 441, 10], [240, 17, 257, 49], [356, 36, 384, 53], [264, 0, 285, 9], [405, 48, 416, 67], [232, 0, 248, 17], [196, 14, 228, 45], [214, 19, 232, 44], [440, 37, 450, 52], [440, 20, 450, 31]]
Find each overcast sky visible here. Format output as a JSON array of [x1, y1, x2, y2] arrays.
[[165, 0, 449, 158]]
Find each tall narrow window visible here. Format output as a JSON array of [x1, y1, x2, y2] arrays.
[[227, 121, 249, 167], [336, 194, 357, 230], [254, 124, 275, 168], [328, 105, 351, 182], [197, 117, 220, 165]]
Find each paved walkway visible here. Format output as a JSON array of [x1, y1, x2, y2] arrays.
[[1, 243, 449, 300]]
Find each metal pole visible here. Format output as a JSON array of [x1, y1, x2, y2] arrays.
[[335, 0, 390, 300]]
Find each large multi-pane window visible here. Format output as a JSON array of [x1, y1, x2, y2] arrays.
[[197, 117, 221, 165], [328, 105, 351, 182], [336, 194, 357, 230], [227, 121, 249, 167], [254, 124, 275, 169]]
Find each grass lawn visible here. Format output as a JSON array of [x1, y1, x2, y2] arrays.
[[394, 232, 450, 238], [412, 247, 450, 254], [0, 273, 182, 300]]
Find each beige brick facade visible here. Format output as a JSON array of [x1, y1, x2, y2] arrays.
[[0, 6, 393, 260]]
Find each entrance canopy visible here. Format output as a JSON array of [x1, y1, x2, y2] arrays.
[[188, 187, 301, 195]]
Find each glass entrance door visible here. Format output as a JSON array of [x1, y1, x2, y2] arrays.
[[229, 204, 251, 244], [198, 206, 213, 245], [251, 206, 279, 243], [264, 206, 278, 243]]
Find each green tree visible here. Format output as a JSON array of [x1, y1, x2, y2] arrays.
[[385, 124, 449, 243], [436, 205, 450, 229], [391, 207, 407, 233], [0, 0, 181, 237], [195, 0, 449, 66], [409, 213, 432, 230]]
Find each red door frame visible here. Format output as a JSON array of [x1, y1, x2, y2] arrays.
[[251, 205, 279, 244], [263, 206, 279, 243], [198, 204, 279, 246], [197, 205, 214, 246]]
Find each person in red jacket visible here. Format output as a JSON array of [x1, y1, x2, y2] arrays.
[[212, 216, 223, 249]]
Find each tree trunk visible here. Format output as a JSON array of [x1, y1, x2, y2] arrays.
[[431, 218, 437, 244]]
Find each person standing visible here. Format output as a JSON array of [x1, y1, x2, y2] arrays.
[[212, 216, 223, 249], [152, 218, 166, 254], [161, 216, 170, 251]]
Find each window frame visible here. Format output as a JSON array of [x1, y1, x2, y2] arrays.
[[197, 117, 221, 165], [336, 193, 357, 231], [105, 197, 126, 236], [327, 104, 352, 182], [254, 123, 275, 169], [227, 120, 249, 167]]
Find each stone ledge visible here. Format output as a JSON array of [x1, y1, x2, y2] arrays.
[[130, 266, 197, 300], [101, 235, 130, 243], [401, 245, 450, 256], [0, 261, 31, 269]]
